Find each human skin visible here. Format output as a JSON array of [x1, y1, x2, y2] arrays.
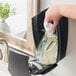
[[44, 5, 76, 32]]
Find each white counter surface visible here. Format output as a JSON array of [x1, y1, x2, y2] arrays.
[[0, 61, 11, 76]]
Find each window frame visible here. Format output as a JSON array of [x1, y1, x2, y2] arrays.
[[26, 0, 40, 54]]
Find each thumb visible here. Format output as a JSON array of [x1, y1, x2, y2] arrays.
[[44, 16, 53, 23], [44, 18, 51, 23]]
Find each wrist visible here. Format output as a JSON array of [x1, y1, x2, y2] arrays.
[[58, 5, 68, 17], [56, 5, 63, 16]]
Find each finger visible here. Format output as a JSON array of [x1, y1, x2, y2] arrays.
[[44, 11, 52, 23], [52, 21, 58, 32], [44, 16, 54, 24], [44, 17, 51, 23]]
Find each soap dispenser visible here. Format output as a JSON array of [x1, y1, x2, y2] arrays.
[[29, 9, 68, 75]]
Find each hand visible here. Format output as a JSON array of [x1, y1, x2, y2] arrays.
[[44, 6, 62, 32]]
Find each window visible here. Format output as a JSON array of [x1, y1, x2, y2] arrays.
[[0, 0, 39, 52], [0, 0, 27, 35]]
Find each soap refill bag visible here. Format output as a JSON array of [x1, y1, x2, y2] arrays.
[[29, 9, 68, 74]]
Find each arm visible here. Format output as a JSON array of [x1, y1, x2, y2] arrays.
[[60, 5, 76, 19], [44, 5, 76, 32]]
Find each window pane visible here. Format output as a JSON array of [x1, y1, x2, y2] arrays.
[[0, 0, 27, 35]]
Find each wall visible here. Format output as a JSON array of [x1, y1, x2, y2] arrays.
[[40, 0, 76, 76]]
